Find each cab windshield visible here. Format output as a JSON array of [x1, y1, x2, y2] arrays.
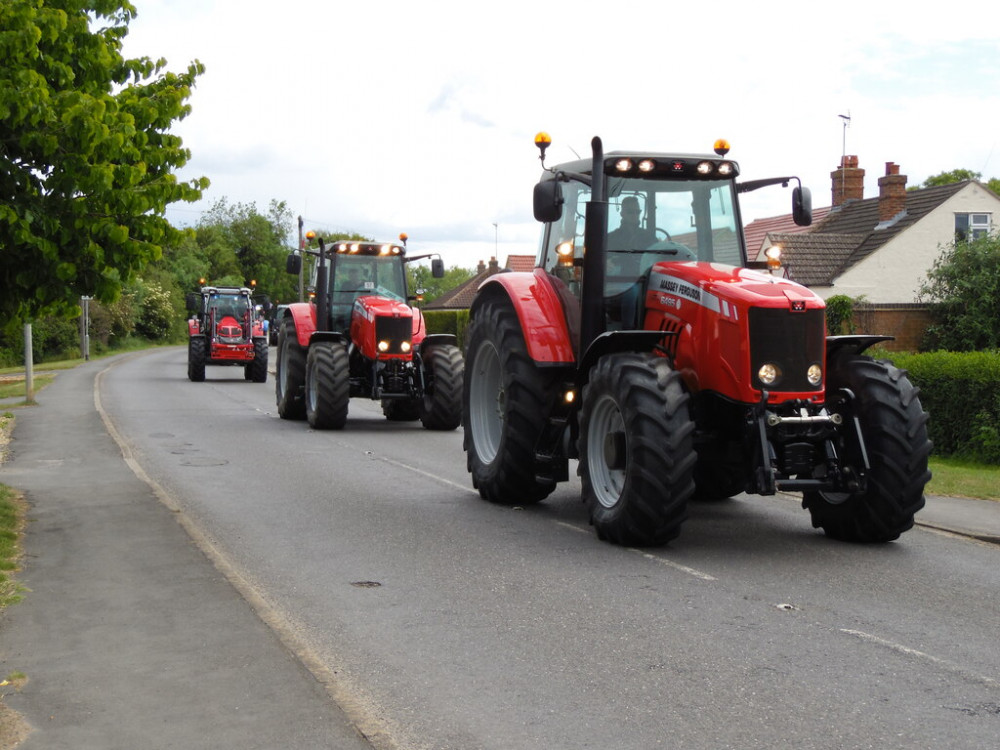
[[540, 175, 742, 296]]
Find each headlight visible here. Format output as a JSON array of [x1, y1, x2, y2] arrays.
[[758, 363, 781, 386], [807, 364, 822, 386], [378, 340, 389, 352], [400, 341, 411, 353]]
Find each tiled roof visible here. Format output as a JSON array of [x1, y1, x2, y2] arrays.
[[506, 254, 535, 272], [745, 206, 832, 261], [808, 181, 968, 274], [765, 232, 869, 286]]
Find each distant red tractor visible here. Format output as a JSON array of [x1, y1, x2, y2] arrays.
[[462, 133, 931, 546], [186, 285, 269, 382], [277, 234, 463, 430]]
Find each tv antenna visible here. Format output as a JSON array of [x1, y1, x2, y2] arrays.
[[838, 112, 852, 202]]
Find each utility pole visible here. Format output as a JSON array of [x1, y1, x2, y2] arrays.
[[80, 296, 91, 360], [23, 323, 34, 403]]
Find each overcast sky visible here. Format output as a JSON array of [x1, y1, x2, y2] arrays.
[[121, 0, 1000, 271]]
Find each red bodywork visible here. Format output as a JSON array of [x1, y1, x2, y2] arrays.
[[284, 295, 429, 355], [483, 262, 827, 406], [188, 312, 265, 363]]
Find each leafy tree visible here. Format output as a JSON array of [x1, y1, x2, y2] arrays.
[[0, 0, 208, 323], [915, 168, 1000, 196], [407, 264, 476, 304], [918, 234, 1000, 351]]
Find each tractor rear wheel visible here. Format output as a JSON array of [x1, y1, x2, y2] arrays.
[[420, 344, 464, 431], [580, 353, 696, 546], [275, 317, 306, 420], [306, 341, 350, 430], [248, 337, 268, 383], [463, 297, 559, 505], [187, 337, 206, 382], [803, 353, 931, 542]]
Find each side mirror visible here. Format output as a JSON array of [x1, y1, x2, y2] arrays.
[[431, 258, 445, 278], [533, 180, 564, 223], [286, 253, 302, 275], [185, 293, 200, 312], [792, 186, 813, 227]]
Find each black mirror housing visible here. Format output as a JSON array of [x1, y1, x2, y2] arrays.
[[533, 180, 564, 223], [431, 258, 445, 278], [793, 186, 813, 227], [185, 292, 200, 312], [286, 253, 302, 275]]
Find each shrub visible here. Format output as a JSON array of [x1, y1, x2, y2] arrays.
[[889, 350, 1000, 463]]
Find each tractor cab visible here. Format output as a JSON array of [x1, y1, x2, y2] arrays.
[[533, 136, 811, 335]]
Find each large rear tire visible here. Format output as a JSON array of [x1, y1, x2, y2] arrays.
[[306, 341, 350, 430], [463, 297, 559, 505], [249, 337, 268, 383], [803, 353, 931, 542], [187, 337, 206, 382], [420, 344, 464, 431], [275, 317, 306, 420], [580, 353, 696, 546]]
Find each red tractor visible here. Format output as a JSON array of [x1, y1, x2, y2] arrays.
[[277, 234, 463, 430], [186, 285, 269, 382], [462, 133, 931, 546]]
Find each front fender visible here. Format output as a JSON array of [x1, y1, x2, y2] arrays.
[[285, 302, 317, 348], [473, 269, 575, 364]]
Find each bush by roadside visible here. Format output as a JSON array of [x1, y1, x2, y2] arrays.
[[888, 350, 1000, 464]]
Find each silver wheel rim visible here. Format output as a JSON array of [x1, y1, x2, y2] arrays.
[[588, 394, 627, 509], [469, 340, 502, 464]]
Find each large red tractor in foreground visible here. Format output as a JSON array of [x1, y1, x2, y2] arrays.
[[186, 285, 268, 382], [462, 133, 931, 546], [277, 234, 463, 430]]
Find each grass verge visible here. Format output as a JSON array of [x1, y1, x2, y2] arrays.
[[0, 483, 26, 609], [0, 376, 55, 401], [927, 457, 1000, 501]]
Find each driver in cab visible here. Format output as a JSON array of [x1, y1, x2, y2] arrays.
[[608, 196, 656, 251]]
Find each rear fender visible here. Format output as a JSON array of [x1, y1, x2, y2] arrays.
[[286, 302, 317, 348], [826, 335, 894, 361], [473, 270, 575, 364], [188, 319, 201, 336]]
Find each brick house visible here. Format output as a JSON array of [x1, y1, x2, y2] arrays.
[[745, 156, 1000, 349]]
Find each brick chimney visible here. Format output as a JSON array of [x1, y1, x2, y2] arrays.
[[476, 259, 486, 274], [488, 257, 500, 274], [878, 162, 907, 222], [831, 155, 864, 207]]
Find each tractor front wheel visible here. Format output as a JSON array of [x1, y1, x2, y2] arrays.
[[275, 317, 306, 420], [420, 344, 464, 431], [306, 341, 350, 430], [187, 337, 206, 382], [248, 337, 268, 383], [803, 353, 931, 542], [463, 297, 558, 505], [580, 353, 696, 546]]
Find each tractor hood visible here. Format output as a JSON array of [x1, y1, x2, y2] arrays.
[[647, 262, 824, 315]]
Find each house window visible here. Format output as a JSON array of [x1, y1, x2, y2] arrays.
[[955, 212, 991, 242]]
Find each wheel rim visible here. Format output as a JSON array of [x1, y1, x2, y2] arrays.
[[305, 355, 318, 413], [587, 393, 627, 509], [469, 340, 503, 464], [278, 339, 289, 393]]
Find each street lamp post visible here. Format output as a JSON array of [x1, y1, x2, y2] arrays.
[[493, 222, 498, 259]]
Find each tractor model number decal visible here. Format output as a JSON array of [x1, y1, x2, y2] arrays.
[[651, 271, 738, 321]]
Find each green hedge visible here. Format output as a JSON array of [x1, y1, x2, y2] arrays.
[[889, 350, 1000, 464], [422, 309, 470, 352]]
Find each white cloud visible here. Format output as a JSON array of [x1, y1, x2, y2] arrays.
[[122, 0, 1000, 270]]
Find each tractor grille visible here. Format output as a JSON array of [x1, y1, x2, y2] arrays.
[[375, 316, 412, 355], [748, 308, 824, 392]]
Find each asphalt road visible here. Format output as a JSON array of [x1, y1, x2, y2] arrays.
[[99, 346, 1000, 750]]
